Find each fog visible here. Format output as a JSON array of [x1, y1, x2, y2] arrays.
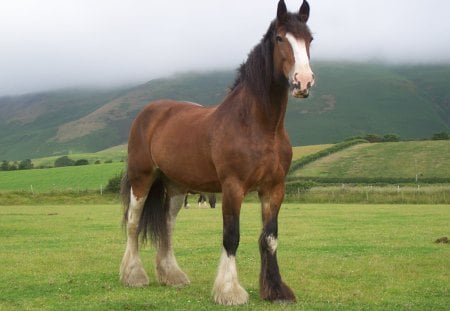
[[1, 0, 449, 96]]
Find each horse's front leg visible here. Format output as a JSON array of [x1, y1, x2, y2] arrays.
[[212, 182, 249, 305], [259, 182, 296, 303]]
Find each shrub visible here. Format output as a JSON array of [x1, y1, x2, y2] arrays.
[[105, 172, 124, 193], [54, 156, 75, 167], [431, 132, 449, 140], [18, 159, 34, 170], [74, 159, 89, 166], [383, 134, 400, 142], [364, 134, 383, 143], [1, 160, 9, 171]]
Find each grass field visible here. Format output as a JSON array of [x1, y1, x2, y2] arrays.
[[292, 144, 333, 161], [1, 203, 448, 310], [292, 141, 450, 179], [0, 162, 124, 192]]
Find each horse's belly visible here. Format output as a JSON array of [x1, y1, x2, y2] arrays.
[[150, 110, 220, 192]]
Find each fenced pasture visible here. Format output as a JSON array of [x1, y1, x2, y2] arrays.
[[0, 162, 123, 192], [1, 203, 448, 310], [284, 184, 450, 204]]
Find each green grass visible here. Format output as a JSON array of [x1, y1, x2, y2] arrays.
[[292, 144, 333, 161], [293, 140, 450, 179], [285, 185, 450, 204], [0, 162, 124, 192], [1, 203, 449, 310]]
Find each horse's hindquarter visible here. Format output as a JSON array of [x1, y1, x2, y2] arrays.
[[147, 101, 221, 191]]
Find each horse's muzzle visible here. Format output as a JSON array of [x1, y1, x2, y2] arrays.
[[291, 81, 311, 98], [292, 87, 309, 98]]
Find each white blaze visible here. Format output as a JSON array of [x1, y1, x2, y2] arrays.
[[285, 33, 314, 90]]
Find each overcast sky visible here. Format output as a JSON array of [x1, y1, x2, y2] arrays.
[[1, 0, 450, 96]]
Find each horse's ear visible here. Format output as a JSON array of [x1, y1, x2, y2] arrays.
[[299, 0, 310, 23], [277, 0, 288, 23]]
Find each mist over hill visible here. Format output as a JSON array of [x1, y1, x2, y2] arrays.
[[0, 62, 449, 160]]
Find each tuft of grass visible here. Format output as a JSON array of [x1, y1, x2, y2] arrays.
[[0, 203, 449, 310]]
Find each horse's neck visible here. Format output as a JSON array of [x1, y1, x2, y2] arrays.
[[267, 83, 289, 132], [221, 82, 289, 133]]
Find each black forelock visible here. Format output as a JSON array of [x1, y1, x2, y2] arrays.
[[279, 13, 312, 40]]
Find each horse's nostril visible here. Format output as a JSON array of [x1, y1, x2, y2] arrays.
[[307, 82, 311, 89]]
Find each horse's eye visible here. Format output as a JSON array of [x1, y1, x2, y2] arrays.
[[276, 35, 283, 42]]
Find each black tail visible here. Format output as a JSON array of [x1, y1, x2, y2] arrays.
[[139, 175, 168, 246], [122, 171, 169, 246]]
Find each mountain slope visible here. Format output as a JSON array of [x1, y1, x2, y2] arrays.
[[0, 63, 449, 160], [285, 63, 449, 145]]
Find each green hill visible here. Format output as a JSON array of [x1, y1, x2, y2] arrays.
[[0, 63, 449, 160], [290, 140, 450, 182]]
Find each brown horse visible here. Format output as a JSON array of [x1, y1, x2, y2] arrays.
[[120, 0, 314, 305]]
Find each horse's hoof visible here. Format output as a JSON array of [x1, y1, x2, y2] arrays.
[[157, 268, 190, 287], [213, 283, 249, 305], [120, 267, 149, 287], [261, 282, 296, 303], [120, 258, 149, 287]]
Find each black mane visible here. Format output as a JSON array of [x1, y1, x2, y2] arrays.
[[230, 21, 277, 101]]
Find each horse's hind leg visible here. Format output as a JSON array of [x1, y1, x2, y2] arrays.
[[155, 185, 190, 287], [120, 175, 152, 287]]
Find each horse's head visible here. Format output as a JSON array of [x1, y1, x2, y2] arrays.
[[273, 0, 314, 98]]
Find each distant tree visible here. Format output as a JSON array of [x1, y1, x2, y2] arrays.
[[94, 160, 101, 164], [54, 156, 75, 167], [1, 160, 9, 171], [382, 134, 401, 142], [18, 159, 34, 170], [74, 159, 89, 166], [9, 161, 18, 170], [105, 160, 113, 164], [431, 132, 449, 140]]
